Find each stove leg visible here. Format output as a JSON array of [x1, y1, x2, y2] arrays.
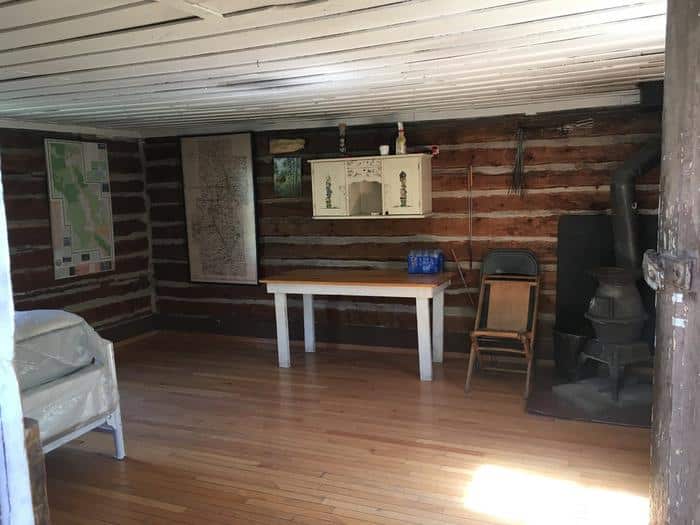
[[609, 353, 623, 401]]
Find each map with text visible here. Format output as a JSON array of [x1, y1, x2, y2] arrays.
[[45, 139, 114, 279], [181, 134, 258, 284]]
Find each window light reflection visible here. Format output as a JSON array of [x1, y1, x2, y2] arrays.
[[464, 464, 649, 525]]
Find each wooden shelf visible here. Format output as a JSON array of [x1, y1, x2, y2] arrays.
[[312, 213, 432, 220], [308, 153, 429, 163]]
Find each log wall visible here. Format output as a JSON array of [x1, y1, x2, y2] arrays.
[[0, 129, 153, 336], [146, 105, 661, 357]]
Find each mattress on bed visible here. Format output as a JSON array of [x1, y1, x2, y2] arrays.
[[21, 358, 119, 444], [14, 309, 121, 444], [14, 310, 99, 392]]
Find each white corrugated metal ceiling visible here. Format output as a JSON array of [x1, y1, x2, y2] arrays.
[[0, 0, 666, 136]]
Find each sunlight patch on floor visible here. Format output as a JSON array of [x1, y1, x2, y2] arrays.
[[464, 464, 648, 525]]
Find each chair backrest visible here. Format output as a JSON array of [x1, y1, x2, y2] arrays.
[[481, 249, 538, 277], [475, 275, 539, 333]]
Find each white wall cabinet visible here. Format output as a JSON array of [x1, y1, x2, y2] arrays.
[[309, 154, 431, 219]]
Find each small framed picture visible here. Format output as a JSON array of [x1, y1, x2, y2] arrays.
[[273, 157, 302, 198]]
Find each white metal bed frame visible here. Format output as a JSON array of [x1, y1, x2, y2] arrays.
[[41, 405, 126, 459]]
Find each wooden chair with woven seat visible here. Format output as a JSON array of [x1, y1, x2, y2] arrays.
[[465, 271, 540, 399]]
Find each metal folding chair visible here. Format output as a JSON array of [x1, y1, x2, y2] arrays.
[[465, 250, 540, 398]]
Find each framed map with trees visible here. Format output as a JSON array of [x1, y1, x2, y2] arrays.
[[180, 133, 258, 284], [45, 139, 114, 279]]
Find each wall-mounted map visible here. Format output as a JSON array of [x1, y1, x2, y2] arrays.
[[45, 139, 114, 280], [181, 134, 258, 284]]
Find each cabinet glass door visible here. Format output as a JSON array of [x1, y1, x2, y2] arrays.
[[381, 157, 422, 215], [312, 161, 347, 216]]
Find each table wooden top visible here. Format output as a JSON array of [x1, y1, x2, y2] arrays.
[[261, 269, 452, 288]]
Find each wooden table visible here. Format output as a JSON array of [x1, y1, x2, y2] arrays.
[[261, 269, 452, 381]]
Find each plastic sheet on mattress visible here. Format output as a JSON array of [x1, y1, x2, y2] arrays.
[[14, 310, 98, 391], [14, 310, 120, 444], [21, 360, 119, 444]]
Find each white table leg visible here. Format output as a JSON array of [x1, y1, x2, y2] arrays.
[[416, 297, 432, 381], [303, 294, 315, 353], [274, 292, 291, 368], [432, 288, 445, 363]]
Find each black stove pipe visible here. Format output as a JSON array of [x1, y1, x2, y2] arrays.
[[610, 140, 661, 273]]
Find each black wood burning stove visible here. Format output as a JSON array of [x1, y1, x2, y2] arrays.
[[586, 267, 647, 343], [581, 267, 651, 399], [554, 141, 660, 402]]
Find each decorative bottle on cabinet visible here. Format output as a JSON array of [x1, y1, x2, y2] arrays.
[[338, 122, 347, 154], [395, 122, 406, 155]]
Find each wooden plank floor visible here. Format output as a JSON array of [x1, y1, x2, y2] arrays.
[[45, 332, 651, 524]]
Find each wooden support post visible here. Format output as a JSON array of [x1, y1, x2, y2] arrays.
[[24, 418, 50, 525], [650, 1, 700, 523]]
